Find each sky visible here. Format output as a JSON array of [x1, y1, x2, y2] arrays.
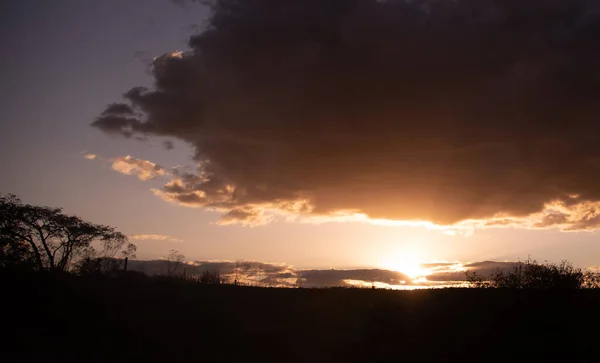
[[2, 0, 600, 285]]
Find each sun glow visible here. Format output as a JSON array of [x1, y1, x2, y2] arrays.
[[382, 251, 429, 279]]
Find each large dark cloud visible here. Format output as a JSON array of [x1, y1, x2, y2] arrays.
[[93, 0, 600, 228]]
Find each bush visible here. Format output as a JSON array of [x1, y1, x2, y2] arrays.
[[466, 258, 595, 290], [199, 269, 222, 285], [77, 257, 124, 277]]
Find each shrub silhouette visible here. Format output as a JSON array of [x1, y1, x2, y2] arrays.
[[199, 269, 222, 285], [77, 257, 126, 277], [466, 258, 594, 289]]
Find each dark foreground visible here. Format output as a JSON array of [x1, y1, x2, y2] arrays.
[[4, 271, 600, 363]]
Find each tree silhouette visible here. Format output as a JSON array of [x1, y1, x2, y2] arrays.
[[0, 194, 133, 272], [232, 260, 252, 285], [166, 249, 185, 276], [76, 238, 137, 276], [466, 257, 594, 290]]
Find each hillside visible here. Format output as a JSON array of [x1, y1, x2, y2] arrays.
[[4, 270, 600, 363]]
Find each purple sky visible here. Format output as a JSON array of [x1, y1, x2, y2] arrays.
[[2, 0, 599, 272]]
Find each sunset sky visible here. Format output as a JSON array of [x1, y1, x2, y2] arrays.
[[2, 0, 600, 284]]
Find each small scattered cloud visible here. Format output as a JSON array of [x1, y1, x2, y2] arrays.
[[587, 266, 600, 273], [111, 156, 166, 181], [129, 234, 183, 243], [81, 152, 169, 182]]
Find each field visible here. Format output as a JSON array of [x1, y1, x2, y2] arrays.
[[4, 270, 600, 363]]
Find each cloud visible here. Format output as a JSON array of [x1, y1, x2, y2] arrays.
[[163, 140, 175, 150], [297, 269, 412, 288], [127, 259, 298, 286], [111, 156, 166, 181], [125, 260, 418, 288], [129, 234, 183, 243], [421, 262, 459, 269], [426, 261, 521, 282], [82, 152, 170, 182], [101, 103, 135, 116], [587, 266, 600, 273], [216, 208, 274, 227], [126, 258, 573, 288], [93, 0, 600, 229]]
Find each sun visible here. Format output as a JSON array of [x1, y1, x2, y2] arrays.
[[381, 251, 428, 279]]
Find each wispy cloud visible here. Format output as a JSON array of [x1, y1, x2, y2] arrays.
[[82, 153, 97, 160], [129, 234, 183, 243]]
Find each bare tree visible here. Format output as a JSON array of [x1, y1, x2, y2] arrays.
[[255, 264, 264, 287], [166, 249, 185, 276], [77, 236, 137, 275], [232, 260, 249, 285]]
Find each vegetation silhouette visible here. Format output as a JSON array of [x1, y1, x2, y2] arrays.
[[199, 269, 223, 284], [1, 194, 136, 272], [3, 194, 600, 362], [165, 248, 185, 276], [466, 257, 600, 289]]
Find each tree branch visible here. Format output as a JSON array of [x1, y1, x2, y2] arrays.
[[33, 225, 55, 269], [10, 231, 44, 270]]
